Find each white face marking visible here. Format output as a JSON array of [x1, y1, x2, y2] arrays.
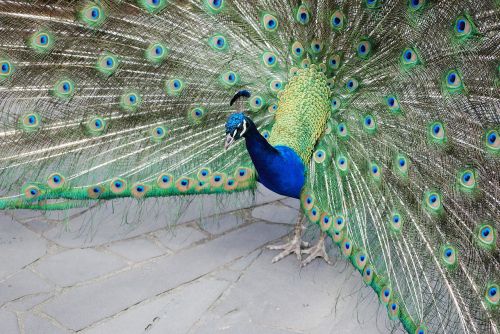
[[225, 133, 235, 150], [224, 119, 247, 150], [240, 119, 248, 137]]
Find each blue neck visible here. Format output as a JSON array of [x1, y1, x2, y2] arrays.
[[243, 121, 305, 198]]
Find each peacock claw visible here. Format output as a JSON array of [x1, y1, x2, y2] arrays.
[[268, 211, 308, 263], [300, 232, 333, 267], [267, 237, 309, 263]]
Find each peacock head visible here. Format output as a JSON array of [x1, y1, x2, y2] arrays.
[[225, 112, 249, 150]]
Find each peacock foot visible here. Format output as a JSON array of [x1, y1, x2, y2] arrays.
[[267, 235, 310, 263], [267, 211, 308, 263], [300, 232, 333, 267]]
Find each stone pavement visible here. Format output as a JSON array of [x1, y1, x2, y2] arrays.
[[0, 185, 404, 334]]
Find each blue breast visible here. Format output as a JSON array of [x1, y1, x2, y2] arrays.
[[259, 146, 306, 198], [246, 141, 305, 198]]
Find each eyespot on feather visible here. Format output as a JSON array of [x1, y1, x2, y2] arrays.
[[379, 286, 391, 304], [47, 173, 66, 189], [165, 78, 185, 96], [53, 78, 75, 100], [87, 185, 104, 199], [261, 12, 279, 32], [320, 212, 333, 232], [440, 244, 458, 269], [139, 0, 168, 14], [146, 42, 168, 64], [85, 116, 106, 136], [363, 265, 375, 285], [132, 183, 150, 199], [176, 177, 194, 192], [204, 0, 224, 14], [120, 92, 142, 112], [157, 173, 174, 189], [209, 34, 229, 51], [330, 10, 346, 31], [23, 184, 42, 200], [341, 238, 353, 257], [295, 5, 311, 25], [0, 58, 14, 80], [110, 178, 127, 194], [20, 113, 41, 132], [300, 191, 315, 210], [210, 172, 226, 188], [79, 2, 106, 27], [307, 206, 320, 223], [28, 30, 55, 53], [224, 177, 238, 191], [424, 190, 443, 214]]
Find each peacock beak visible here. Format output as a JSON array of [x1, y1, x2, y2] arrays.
[[224, 132, 236, 150]]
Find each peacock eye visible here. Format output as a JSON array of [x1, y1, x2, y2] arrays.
[[262, 13, 279, 32]]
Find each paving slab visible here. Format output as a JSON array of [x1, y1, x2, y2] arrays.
[[153, 225, 207, 252], [0, 309, 20, 334], [106, 237, 166, 262], [42, 199, 176, 248], [192, 322, 301, 334], [5, 209, 44, 222], [190, 251, 405, 334], [280, 197, 300, 210], [0, 198, 409, 334], [228, 249, 263, 272], [23, 312, 70, 334], [0, 269, 53, 306], [41, 184, 282, 248], [21, 220, 58, 234], [84, 278, 229, 334], [252, 203, 298, 225], [5, 292, 54, 312], [0, 216, 47, 279], [177, 184, 285, 223], [41, 222, 289, 331], [198, 212, 246, 235], [34, 248, 127, 287]]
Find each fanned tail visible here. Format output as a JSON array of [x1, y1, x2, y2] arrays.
[[296, 0, 499, 333], [0, 1, 295, 209]]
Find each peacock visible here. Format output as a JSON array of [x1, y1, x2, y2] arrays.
[[0, 0, 499, 332]]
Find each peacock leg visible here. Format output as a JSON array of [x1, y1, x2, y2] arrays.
[[300, 232, 333, 267], [267, 211, 309, 263]]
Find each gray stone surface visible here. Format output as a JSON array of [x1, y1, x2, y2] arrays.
[[252, 202, 298, 225], [280, 197, 300, 210], [0, 270, 53, 306], [21, 220, 57, 234], [0, 217, 47, 279], [5, 209, 44, 222], [0, 197, 404, 334], [40, 184, 282, 249], [193, 322, 300, 334], [198, 212, 246, 235], [42, 199, 174, 248], [0, 309, 20, 334], [42, 223, 289, 331], [34, 248, 127, 287], [5, 292, 54, 312], [106, 237, 166, 262], [154, 225, 207, 251], [23, 312, 70, 334], [84, 278, 230, 334], [191, 251, 404, 334]]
